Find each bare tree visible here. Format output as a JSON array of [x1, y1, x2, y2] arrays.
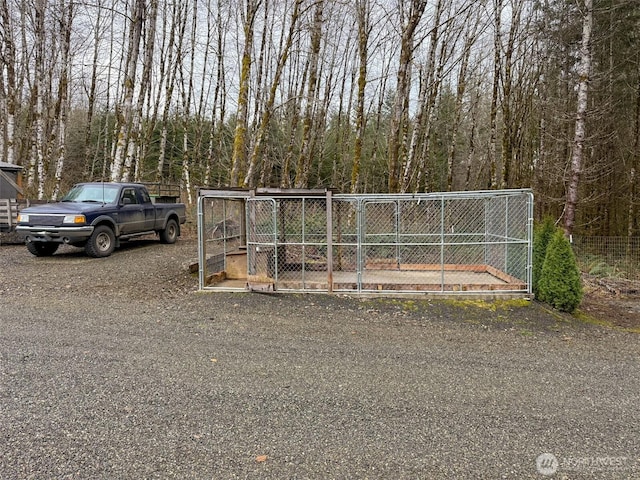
[[564, 0, 593, 235], [402, 0, 445, 193], [388, 0, 428, 193], [178, 0, 199, 204], [30, 0, 48, 198], [488, 0, 502, 189], [51, 0, 74, 200], [156, 1, 185, 181], [125, 0, 158, 182], [245, 0, 303, 188], [629, 70, 640, 237], [230, 0, 262, 187], [293, 0, 323, 188], [350, 0, 371, 193], [446, 6, 481, 190], [80, 0, 108, 180], [205, 0, 229, 186], [0, 0, 18, 166], [110, 0, 145, 182]]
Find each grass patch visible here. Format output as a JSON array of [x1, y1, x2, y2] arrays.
[[443, 298, 531, 312], [574, 309, 640, 334]]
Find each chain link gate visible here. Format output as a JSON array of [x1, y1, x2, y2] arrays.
[[198, 189, 533, 295]]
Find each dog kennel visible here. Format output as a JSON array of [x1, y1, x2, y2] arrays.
[[197, 188, 533, 295]]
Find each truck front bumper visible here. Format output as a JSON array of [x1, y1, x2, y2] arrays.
[[16, 225, 95, 245]]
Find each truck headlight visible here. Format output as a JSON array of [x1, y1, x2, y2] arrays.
[[17, 213, 29, 223], [63, 214, 86, 224]]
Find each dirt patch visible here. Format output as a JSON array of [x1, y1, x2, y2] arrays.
[[580, 275, 640, 330]]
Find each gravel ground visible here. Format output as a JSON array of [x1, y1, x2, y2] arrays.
[[1, 238, 639, 479]]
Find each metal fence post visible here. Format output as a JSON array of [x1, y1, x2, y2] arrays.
[[197, 195, 206, 290], [527, 192, 534, 294], [357, 198, 363, 293], [440, 196, 445, 292], [326, 190, 333, 293]]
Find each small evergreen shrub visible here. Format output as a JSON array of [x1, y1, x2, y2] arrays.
[[538, 230, 583, 313], [532, 217, 557, 296]]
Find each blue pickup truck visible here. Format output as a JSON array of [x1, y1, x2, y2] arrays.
[[16, 182, 186, 257]]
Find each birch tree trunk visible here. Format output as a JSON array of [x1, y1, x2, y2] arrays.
[[156, 1, 184, 181], [52, 0, 74, 200], [205, 0, 228, 186], [0, 74, 5, 162], [403, 0, 444, 193], [32, 0, 47, 199], [194, 0, 214, 183], [447, 19, 476, 190], [293, 0, 323, 189], [564, 0, 593, 235], [180, 0, 198, 205], [124, 0, 158, 182], [111, 0, 145, 182], [388, 0, 428, 193], [82, 0, 106, 180], [0, 0, 17, 165], [96, 0, 119, 181]]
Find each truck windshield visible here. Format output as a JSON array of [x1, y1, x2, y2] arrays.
[[62, 184, 119, 204]]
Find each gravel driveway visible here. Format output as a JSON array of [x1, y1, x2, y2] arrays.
[[1, 239, 639, 479]]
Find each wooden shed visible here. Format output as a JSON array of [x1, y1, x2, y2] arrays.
[[0, 162, 23, 233], [0, 162, 23, 199]]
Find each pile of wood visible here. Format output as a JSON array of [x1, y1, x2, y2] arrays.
[[582, 274, 640, 297], [0, 199, 18, 232]]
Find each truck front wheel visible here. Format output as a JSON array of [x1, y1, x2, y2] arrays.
[[159, 218, 179, 244], [85, 225, 116, 258], [26, 241, 59, 257]]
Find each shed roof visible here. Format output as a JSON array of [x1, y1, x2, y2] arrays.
[[0, 161, 23, 172]]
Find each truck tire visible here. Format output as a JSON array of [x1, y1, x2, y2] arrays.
[[159, 218, 179, 244], [85, 225, 116, 258], [26, 241, 59, 257]]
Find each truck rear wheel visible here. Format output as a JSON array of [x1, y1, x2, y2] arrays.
[[26, 241, 59, 257], [159, 218, 179, 244], [85, 225, 115, 258]]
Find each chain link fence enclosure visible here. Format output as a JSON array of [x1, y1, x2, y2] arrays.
[[197, 189, 533, 295]]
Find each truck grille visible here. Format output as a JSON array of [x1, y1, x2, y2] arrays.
[[30, 215, 65, 226]]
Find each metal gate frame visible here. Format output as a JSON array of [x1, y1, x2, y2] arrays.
[[197, 188, 533, 295]]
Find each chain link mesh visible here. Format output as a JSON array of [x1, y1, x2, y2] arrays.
[[198, 190, 533, 293]]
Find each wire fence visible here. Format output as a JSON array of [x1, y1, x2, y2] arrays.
[[572, 236, 640, 281], [197, 189, 534, 295]]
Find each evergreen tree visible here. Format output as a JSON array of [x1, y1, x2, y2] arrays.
[[532, 217, 557, 296], [538, 230, 583, 313]]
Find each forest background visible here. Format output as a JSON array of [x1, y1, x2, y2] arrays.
[[0, 0, 637, 236]]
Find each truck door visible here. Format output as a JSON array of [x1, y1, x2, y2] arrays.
[[118, 187, 144, 234], [137, 187, 157, 231]]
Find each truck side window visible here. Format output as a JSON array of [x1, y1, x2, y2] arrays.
[[121, 189, 138, 205], [139, 188, 152, 204]]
